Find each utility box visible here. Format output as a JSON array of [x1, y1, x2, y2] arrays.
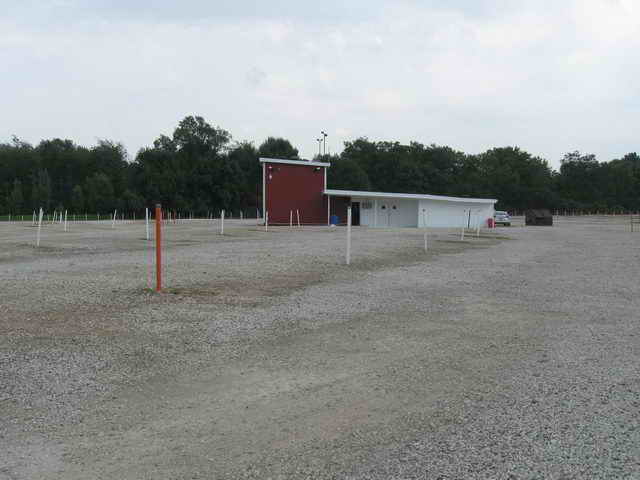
[[525, 209, 553, 226]]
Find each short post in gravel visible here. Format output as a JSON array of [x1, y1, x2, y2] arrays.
[[422, 209, 428, 252], [265, 211, 269, 232], [476, 210, 481, 237], [36, 208, 43, 247], [346, 206, 352, 265], [460, 210, 466, 241], [220, 209, 225, 235], [290, 210, 293, 228], [155, 204, 162, 292], [296, 209, 301, 228], [112, 210, 117, 228], [145, 207, 150, 240], [64, 210, 68, 232]]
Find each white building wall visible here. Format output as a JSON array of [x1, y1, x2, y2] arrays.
[[418, 199, 495, 228], [357, 197, 418, 227], [352, 195, 495, 228]]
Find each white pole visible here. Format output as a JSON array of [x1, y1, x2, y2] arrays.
[[240, 211, 243, 220], [32, 211, 36, 226], [145, 208, 150, 240], [461, 211, 466, 241], [423, 210, 428, 252], [59, 211, 63, 225], [112, 209, 117, 228], [64, 210, 68, 232], [51, 211, 56, 225], [290, 210, 293, 228], [476, 211, 481, 237], [220, 209, 225, 235], [296, 209, 301, 228], [265, 211, 268, 232], [346, 206, 352, 265], [36, 208, 43, 247]]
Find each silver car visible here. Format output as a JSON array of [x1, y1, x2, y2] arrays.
[[494, 210, 511, 226]]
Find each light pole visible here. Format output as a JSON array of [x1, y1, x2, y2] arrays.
[[321, 131, 328, 156], [316, 138, 322, 156]]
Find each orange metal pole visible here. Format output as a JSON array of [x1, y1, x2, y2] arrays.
[[155, 204, 162, 292]]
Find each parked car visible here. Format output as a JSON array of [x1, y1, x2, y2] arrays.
[[494, 211, 511, 226]]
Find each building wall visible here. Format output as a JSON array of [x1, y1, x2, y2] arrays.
[[264, 162, 327, 224], [418, 199, 494, 228], [352, 196, 495, 228], [356, 197, 419, 227], [262, 159, 495, 227], [329, 196, 350, 224]]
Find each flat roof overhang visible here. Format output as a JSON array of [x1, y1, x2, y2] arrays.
[[324, 189, 497, 205], [260, 157, 331, 167]]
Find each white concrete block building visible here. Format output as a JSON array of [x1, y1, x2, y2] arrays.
[[324, 190, 497, 228]]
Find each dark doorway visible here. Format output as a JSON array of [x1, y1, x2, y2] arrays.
[[351, 202, 360, 226]]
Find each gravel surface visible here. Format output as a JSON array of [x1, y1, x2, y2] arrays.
[[1, 216, 639, 479]]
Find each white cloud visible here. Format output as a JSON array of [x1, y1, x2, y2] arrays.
[[1, 0, 639, 166]]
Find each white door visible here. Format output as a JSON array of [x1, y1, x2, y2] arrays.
[[380, 204, 389, 227], [389, 204, 397, 227]]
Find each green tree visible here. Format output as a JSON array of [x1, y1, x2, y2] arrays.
[[327, 156, 371, 190], [32, 169, 52, 211], [474, 147, 555, 210], [122, 189, 144, 212], [258, 137, 299, 159], [84, 173, 114, 213], [9, 179, 23, 213], [173, 116, 231, 156], [228, 141, 260, 209], [557, 151, 601, 209], [71, 185, 84, 212]]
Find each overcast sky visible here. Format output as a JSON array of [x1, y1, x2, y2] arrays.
[[2, 0, 638, 168]]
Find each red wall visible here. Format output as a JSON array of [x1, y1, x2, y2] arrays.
[[330, 196, 350, 224], [265, 162, 328, 224]]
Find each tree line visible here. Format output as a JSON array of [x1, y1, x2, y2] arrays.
[[1, 115, 639, 216]]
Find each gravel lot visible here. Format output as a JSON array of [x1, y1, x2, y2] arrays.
[[1, 216, 639, 479]]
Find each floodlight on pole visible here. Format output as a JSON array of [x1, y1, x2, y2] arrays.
[[316, 138, 322, 156], [321, 131, 328, 156]]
